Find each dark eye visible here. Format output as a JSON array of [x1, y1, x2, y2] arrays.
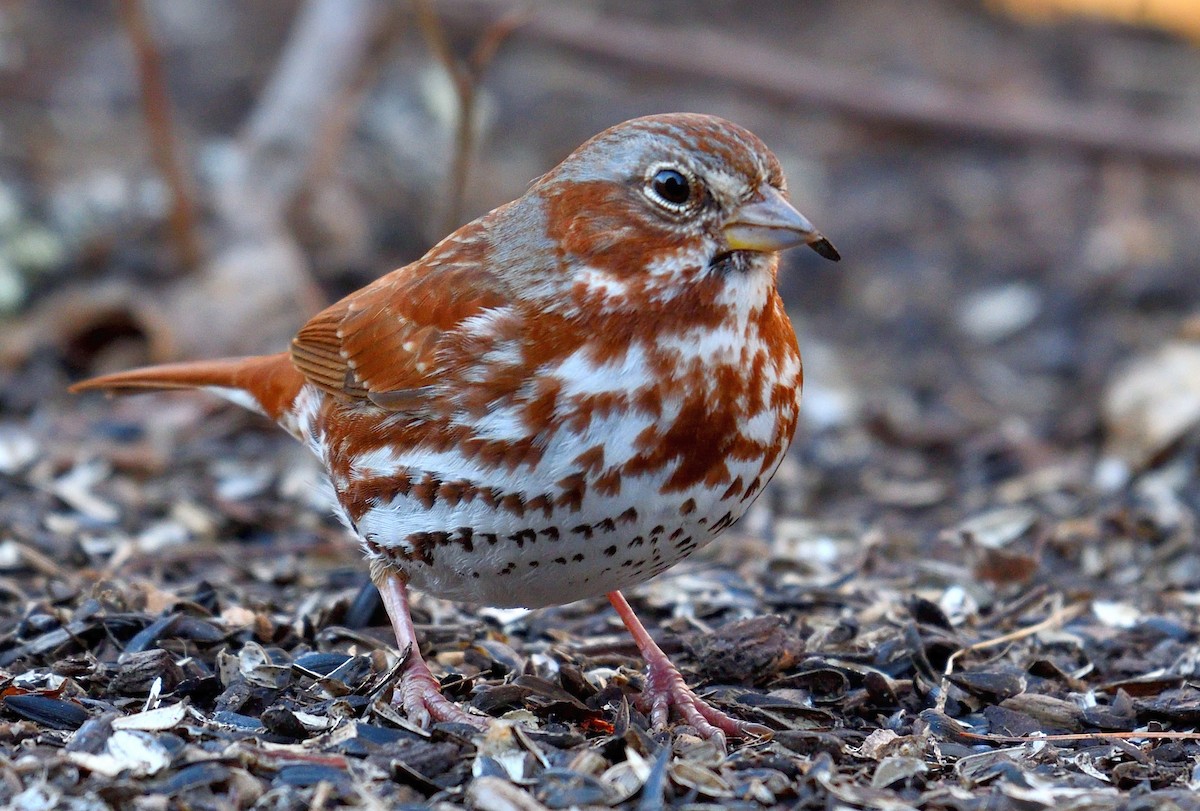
[[648, 168, 692, 208]]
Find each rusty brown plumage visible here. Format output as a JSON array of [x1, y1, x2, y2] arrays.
[[71, 113, 838, 743]]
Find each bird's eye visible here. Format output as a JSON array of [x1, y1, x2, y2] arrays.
[[646, 167, 693, 210]]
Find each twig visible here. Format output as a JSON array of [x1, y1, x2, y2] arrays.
[[976, 583, 1051, 630], [412, 0, 474, 234], [115, 0, 202, 272], [296, 4, 406, 221], [435, 0, 1200, 167], [923, 708, 1200, 748], [168, 0, 389, 358], [241, 0, 390, 210], [974, 729, 1200, 743], [13, 541, 81, 589], [930, 707, 1200, 746], [936, 599, 1087, 712], [412, 0, 523, 233], [9, 0, 393, 365]]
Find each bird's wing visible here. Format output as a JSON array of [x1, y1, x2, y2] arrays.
[[291, 223, 509, 408]]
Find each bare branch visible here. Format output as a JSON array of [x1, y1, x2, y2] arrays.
[[240, 0, 390, 211], [298, 4, 406, 216], [116, 0, 202, 272], [97, 0, 389, 361], [413, 0, 521, 233], [437, 0, 1200, 167]]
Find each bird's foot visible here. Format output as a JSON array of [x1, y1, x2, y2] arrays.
[[607, 590, 768, 747], [638, 659, 771, 748], [378, 572, 487, 731], [394, 651, 489, 731]]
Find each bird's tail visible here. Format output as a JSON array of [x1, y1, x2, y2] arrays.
[[70, 352, 306, 424]]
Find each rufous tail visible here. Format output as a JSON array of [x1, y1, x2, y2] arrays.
[[69, 352, 305, 423]]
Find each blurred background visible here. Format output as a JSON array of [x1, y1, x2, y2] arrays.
[[3, 0, 1200, 591]]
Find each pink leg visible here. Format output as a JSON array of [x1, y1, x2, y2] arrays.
[[608, 591, 770, 746], [378, 573, 488, 730]]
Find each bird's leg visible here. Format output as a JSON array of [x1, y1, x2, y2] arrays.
[[377, 572, 488, 730], [608, 591, 770, 747]]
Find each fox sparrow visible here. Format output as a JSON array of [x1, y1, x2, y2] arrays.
[[73, 113, 838, 744]]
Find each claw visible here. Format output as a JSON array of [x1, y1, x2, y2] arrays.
[[394, 665, 488, 730], [379, 573, 489, 731], [608, 590, 767, 745], [639, 659, 768, 747]]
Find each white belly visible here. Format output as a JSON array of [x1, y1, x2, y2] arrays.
[[351, 457, 766, 608]]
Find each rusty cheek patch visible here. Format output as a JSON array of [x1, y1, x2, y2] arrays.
[[542, 181, 678, 277]]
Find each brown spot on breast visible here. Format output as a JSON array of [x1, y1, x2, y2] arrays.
[[411, 475, 439, 509], [469, 438, 503, 468], [467, 437, 544, 471], [526, 494, 552, 518], [633, 388, 664, 418], [703, 461, 732, 487], [743, 477, 762, 501], [711, 511, 736, 533], [556, 473, 586, 512], [622, 384, 737, 491], [524, 377, 561, 432], [509, 529, 537, 547], [722, 476, 745, 500], [403, 533, 435, 565], [574, 445, 605, 473], [500, 493, 526, 517], [594, 468, 622, 497], [455, 527, 474, 552], [341, 472, 413, 522], [438, 480, 466, 507], [556, 490, 583, 512], [755, 445, 784, 480]]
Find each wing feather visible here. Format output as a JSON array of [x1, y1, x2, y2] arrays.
[[289, 223, 509, 408]]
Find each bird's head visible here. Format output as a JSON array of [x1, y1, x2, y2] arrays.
[[530, 113, 838, 293]]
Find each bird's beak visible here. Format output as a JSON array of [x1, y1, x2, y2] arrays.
[[723, 185, 840, 261]]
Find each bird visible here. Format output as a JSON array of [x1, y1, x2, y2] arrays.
[[71, 113, 839, 745]]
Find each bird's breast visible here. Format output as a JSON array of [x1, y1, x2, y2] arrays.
[[295, 290, 801, 606]]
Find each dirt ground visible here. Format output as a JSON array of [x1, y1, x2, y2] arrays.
[[3, 1, 1200, 808]]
